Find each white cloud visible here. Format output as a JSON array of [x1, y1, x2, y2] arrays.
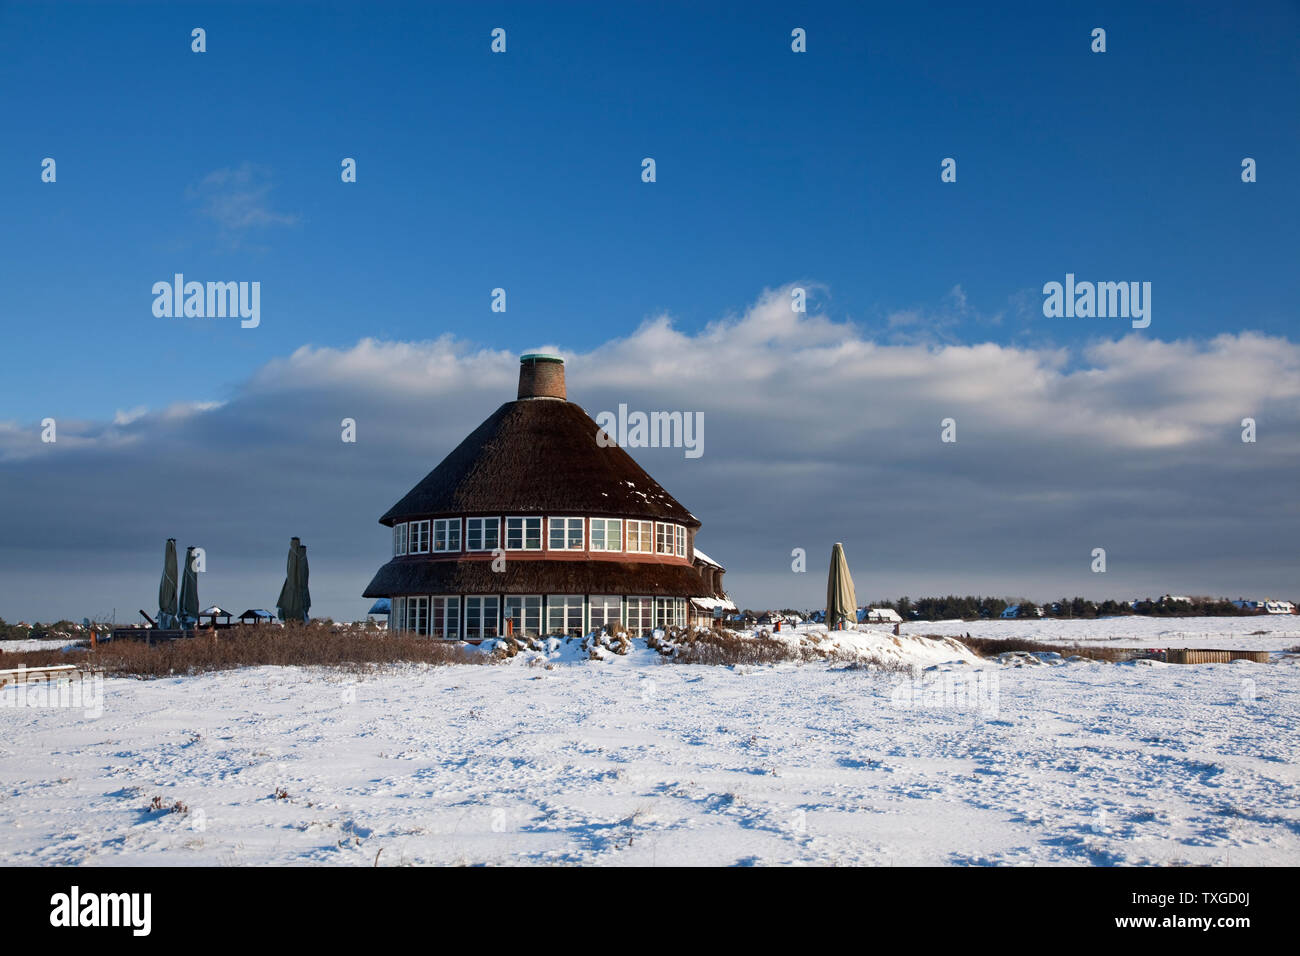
[[187, 163, 300, 237]]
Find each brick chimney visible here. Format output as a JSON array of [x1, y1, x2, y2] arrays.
[[517, 353, 566, 400]]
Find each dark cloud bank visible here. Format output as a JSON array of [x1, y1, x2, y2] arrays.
[[2, 288, 1297, 621]]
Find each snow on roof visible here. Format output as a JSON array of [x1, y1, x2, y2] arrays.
[[692, 548, 723, 568], [690, 597, 738, 611]]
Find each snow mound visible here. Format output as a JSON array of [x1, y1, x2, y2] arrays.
[[763, 624, 979, 667], [465, 624, 979, 671]]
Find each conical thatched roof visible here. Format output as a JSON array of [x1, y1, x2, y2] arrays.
[[379, 399, 698, 526]]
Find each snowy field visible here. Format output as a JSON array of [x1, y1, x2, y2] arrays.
[[911, 614, 1300, 650], [2, 623, 1298, 866]]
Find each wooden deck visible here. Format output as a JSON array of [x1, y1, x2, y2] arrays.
[[1166, 648, 1270, 664]]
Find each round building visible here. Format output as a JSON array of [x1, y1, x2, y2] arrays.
[[363, 354, 733, 639]]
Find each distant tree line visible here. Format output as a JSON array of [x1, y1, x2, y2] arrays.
[[856, 595, 1268, 622], [0, 618, 80, 641]]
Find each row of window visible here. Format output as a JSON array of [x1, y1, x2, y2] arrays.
[[391, 594, 689, 639], [392, 516, 689, 558]]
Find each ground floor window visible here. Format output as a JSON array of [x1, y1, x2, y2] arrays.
[[589, 595, 622, 632], [626, 596, 654, 635], [655, 597, 685, 629], [504, 595, 542, 636], [409, 596, 430, 636], [393, 596, 407, 633], [465, 595, 499, 640], [547, 595, 584, 636], [431, 596, 459, 639]]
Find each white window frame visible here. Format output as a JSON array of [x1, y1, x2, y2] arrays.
[[547, 595, 584, 636], [393, 596, 407, 633], [626, 596, 654, 634], [626, 519, 654, 554], [655, 596, 685, 629], [393, 522, 408, 556], [410, 520, 431, 554], [505, 516, 543, 551], [589, 595, 622, 632], [675, 524, 686, 558], [465, 517, 500, 552], [430, 595, 460, 640], [655, 522, 674, 555], [589, 517, 623, 553], [465, 595, 500, 640], [549, 516, 585, 551], [408, 596, 430, 636], [503, 595, 542, 637], [432, 518, 461, 552]]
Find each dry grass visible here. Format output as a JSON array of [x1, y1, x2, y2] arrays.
[[952, 634, 1135, 662], [0, 622, 484, 677], [651, 627, 816, 665]]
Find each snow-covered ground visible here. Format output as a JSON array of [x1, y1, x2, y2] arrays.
[[2, 625, 1297, 866], [910, 614, 1300, 650]]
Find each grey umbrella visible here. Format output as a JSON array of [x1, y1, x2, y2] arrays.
[[178, 545, 200, 626], [277, 537, 307, 623], [825, 542, 858, 631], [157, 538, 179, 629], [298, 543, 310, 622]]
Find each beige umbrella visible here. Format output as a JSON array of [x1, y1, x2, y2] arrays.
[[826, 542, 857, 631]]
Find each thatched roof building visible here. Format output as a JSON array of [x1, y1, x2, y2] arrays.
[[363, 354, 732, 639]]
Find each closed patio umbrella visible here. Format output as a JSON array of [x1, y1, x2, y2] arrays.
[[277, 537, 309, 623], [178, 545, 200, 626], [298, 543, 310, 621], [157, 538, 178, 629], [825, 542, 857, 631]]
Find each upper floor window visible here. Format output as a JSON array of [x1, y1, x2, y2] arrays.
[[432, 518, 460, 552], [410, 520, 431, 554], [549, 517, 584, 551], [589, 518, 622, 552], [393, 522, 408, 556], [655, 521, 674, 555], [626, 519, 654, 554], [505, 516, 542, 550], [675, 524, 687, 558], [466, 517, 499, 552]]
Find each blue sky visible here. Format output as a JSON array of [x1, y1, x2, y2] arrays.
[[2, 1, 1298, 621], [3, 1, 1297, 422]]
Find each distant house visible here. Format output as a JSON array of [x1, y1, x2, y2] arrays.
[[1001, 604, 1043, 619], [1161, 594, 1193, 605], [1264, 600, 1296, 615], [864, 607, 902, 623]]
